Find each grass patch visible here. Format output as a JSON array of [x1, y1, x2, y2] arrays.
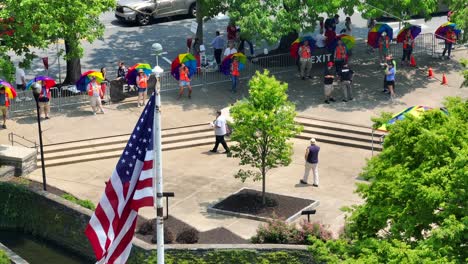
[[61, 194, 96, 211]]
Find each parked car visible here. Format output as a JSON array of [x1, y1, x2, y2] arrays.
[[115, 0, 197, 26]]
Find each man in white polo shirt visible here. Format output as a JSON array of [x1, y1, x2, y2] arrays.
[[210, 110, 230, 154]]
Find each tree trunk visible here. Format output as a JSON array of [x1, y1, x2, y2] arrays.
[[195, 0, 203, 44], [270, 31, 298, 55], [262, 167, 266, 205], [63, 37, 82, 85]]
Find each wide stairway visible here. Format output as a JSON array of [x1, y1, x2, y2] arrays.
[[38, 116, 385, 168]]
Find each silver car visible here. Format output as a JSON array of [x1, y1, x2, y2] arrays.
[[115, 0, 197, 26]]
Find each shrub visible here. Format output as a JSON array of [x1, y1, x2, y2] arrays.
[[176, 227, 199, 244], [61, 194, 96, 210], [0, 250, 9, 264], [151, 227, 174, 244], [251, 218, 333, 244], [138, 219, 174, 244]]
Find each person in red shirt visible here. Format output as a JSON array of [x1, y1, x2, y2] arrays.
[[325, 26, 337, 52], [230, 57, 240, 93], [298, 41, 312, 80], [136, 69, 148, 107], [226, 21, 237, 43], [401, 30, 414, 66], [178, 63, 192, 99], [334, 40, 347, 74], [442, 27, 456, 59]]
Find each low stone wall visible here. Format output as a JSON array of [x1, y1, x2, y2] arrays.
[[0, 182, 315, 263], [0, 243, 29, 264], [0, 145, 36, 176]]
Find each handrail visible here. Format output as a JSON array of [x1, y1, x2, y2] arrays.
[[8, 132, 38, 152]]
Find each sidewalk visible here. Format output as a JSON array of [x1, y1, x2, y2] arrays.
[[2, 48, 467, 240]]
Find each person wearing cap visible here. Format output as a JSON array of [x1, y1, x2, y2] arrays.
[[379, 31, 390, 63], [136, 69, 148, 106], [210, 110, 230, 154], [87, 77, 105, 115], [339, 64, 354, 102], [0, 86, 9, 129], [323, 62, 336, 104], [301, 138, 320, 187], [178, 63, 192, 99]]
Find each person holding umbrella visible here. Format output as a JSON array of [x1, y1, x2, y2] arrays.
[[178, 63, 192, 99], [442, 27, 457, 59], [37, 80, 51, 119], [87, 77, 105, 115], [401, 30, 414, 66], [136, 69, 148, 107], [0, 87, 9, 129]]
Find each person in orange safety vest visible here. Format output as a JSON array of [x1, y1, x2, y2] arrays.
[[178, 63, 192, 99], [442, 27, 457, 59], [230, 56, 240, 93], [334, 39, 347, 75], [136, 69, 148, 107], [298, 40, 312, 80], [401, 30, 415, 66]]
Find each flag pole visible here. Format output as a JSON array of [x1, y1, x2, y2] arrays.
[[153, 73, 164, 264]]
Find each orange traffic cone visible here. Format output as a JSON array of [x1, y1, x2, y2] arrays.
[[410, 56, 416, 67], [428, 67, 434, 78], [441, 74, 448, 85]]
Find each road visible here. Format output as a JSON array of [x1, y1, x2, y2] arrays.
[[11, 10, 448, 81]]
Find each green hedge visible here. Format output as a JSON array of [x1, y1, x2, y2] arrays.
[[0, 250, 9, 264], [128, 249, 314, 264]]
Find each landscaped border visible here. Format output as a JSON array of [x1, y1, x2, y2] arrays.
[[207, 187, 320, 223]]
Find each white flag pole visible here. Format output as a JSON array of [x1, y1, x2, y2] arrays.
[[153, 71, 164, 264]]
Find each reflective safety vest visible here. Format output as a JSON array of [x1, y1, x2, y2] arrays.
[[335, 45, 346, 60], [137, 75, 148, 88], [39, 87, 51, 99], [88, 82, 102, 97], [403, 35, 414, 49], [180, 67, 190, 81], [231, 61, 240, 76], [379, 36, 390, 49], [299, 45, 311, 59]]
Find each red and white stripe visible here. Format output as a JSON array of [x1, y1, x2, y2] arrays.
[[85, 152, 154, 263]]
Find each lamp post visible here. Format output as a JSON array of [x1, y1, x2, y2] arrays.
[[31, 82, 47, 191], [151, 42, 165, 264]]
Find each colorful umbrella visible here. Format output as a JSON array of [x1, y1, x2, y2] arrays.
[[171, 53, 197, 80], [367, 23, 393, 48], [220, 52, 247, 75], [377, 106, 448, 132], [290, 36, 316, 58], [396, 25, 421, 43], [76, 71, 104, 92], [337, 34, 355, 50], [26, 76, 56, 90], [435, 22, 461, 40], [126, 63, 152, 85], [0, 79, 17, 99]]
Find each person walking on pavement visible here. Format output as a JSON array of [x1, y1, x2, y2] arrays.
[[38, 80, 51, 119], [340, 64, 354, 102], [117, 61, 127, 79], [385, 62, 396, 100], [177, 63, 192, 99], [211, 31, 225, 67], [334, 39, 347, 75], [15, 62, 29, 101], [300, 138, 320, 187], [87, 77, 105, 115], [379, 32, 390, 64], [324, 62, 336, 104], [442, 27, 457, 59], [401, 30, 414, 66], [136, 69, 148, 106], [100, 67, 109, 104], [230, 57, 240, 93], [0, 87, 9, 129], [210, 110, 230, 154], [298, 40, 312, 80]]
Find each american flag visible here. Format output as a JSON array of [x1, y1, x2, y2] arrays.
[[85, 94, 156, 263]]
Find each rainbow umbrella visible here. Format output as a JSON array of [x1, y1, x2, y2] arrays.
[[337, 34, 355, 50], [377, 106, 448, 132], [26, 76, 56, 90], [367, 23, 393, 48], [290, 36, 316, 58], [0, 79, 17, 99], [126, 63, 152, 85], [435, 22, 461, 40], [76, 71, 104, 92], [396, 25, 421, 43], [171, 53, 197, 80], [220, 52, 247, 75]]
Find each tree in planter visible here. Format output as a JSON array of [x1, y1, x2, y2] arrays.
[[0, 0, 114, 84], [229, 70, 302, 205]]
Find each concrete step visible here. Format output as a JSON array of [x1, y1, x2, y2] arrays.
[[298, 131, 382, 151]]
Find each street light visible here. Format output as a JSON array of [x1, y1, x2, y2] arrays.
[[31, 82, 47, 191]]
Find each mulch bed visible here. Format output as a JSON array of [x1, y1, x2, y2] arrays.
[[213, 189, 314, 220]]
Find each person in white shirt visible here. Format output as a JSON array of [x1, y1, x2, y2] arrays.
[[210, 110, 230, 154], [223, 41, 237, 58], [15, 62, 30, 101]]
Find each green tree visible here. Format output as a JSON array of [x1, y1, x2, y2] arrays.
[[307, 97, 468, 263], [460, 59, 468, 88], [229, 70, 302, 204], [0, 0, 114, 84], [448, 0, 467, 42]]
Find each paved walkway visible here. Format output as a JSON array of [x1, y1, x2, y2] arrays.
[[1, 48, 466, 240]]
